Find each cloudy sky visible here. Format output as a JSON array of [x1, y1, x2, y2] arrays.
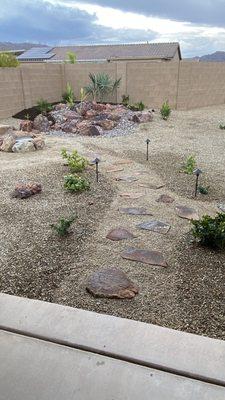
[[1, 0, 225, 57]]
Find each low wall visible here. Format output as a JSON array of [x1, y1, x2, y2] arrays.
[[1, 60, 225, 119]]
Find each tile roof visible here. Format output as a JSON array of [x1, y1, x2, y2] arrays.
[[18, 42, 181, 62]]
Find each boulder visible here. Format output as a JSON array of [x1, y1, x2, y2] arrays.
[[12, 140, 36, 153], [132, 111, 153, 123], [92, 102, 108, 112], [84, 109, 98, 119], [95, 119, 117, 130], [12, 182, 42, 199], [76, 121, 102, 136], [19, 120, 33, 132], [0, 135, 16, 152], [63, 110, 80, 120], [33, 114, 50, 132], [33, 137, 45, 150], [49, 110, 67, 124], [0, 124, 13, 136], [61, 119, 79, 133], [53, 103, 67, 111]]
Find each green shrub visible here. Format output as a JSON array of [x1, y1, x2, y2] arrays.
[[160, 101, 171, 120], [128, 101, 145, 111], [61, 148, 88, 173], [36, 98, 52, 114], [191, 213, 225, 249], [51, 216, 76, 236], [84, 73, 121, 102], [219, 124, 225, 130], [0, 52, 19, 67], [62, 83, 75, 107], [64, 174, 90, 192], [198, 185, 209, 195], [180, 155, 196, 175], [122, 95, 130, 107], [66, 51, 77, 64]]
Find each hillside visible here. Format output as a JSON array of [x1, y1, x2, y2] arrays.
[[0, 42, 47, 51], [190, 51, 225, 62]]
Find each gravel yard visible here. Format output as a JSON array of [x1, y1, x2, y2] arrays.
[[0, 104, 225, 340]]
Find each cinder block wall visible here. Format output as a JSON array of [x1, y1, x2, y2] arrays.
[[1, 60, 225, 119]]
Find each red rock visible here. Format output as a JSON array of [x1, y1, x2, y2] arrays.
[[106, 227, 136, 241], [84, 110, 98, 119], [95, 119, 117, 130], [61, 119, 78, 133], [86, 268, 138, 299], [121, 248, 168, 267], [132, 111, 153, 123], [12, 182, 42, 199], [19, 120, 33, 132], [92, 102, 108, 111], [33, 114, 50, 132], [156, 194, 174, 204], [53, 103, 67, 111], [76, 121, 102, 136]]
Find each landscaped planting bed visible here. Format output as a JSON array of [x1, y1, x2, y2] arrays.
[[0, 104, 224, 340]]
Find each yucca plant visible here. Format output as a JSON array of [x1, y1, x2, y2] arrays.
[[62, 83, 75, 107], [84, 73, 121, 102], [160, 101, 171, 120]]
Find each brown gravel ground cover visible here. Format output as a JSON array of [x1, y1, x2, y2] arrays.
[[0, 105, 225, 340]]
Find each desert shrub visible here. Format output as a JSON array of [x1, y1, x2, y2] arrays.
[[62, 83, 75, 106], [160, 101, 171, 120], [219, 124, 225, 130], [198, 185, 209, 195], [84, 73, 121, 102], [128, 101, 145, 111], [66, 51, 77, 64], [36, 98, 52, 114], [191, 213, 225, 249], [51, 216, 76, 236], [64, 174, 90, 192], [180, 155, 196, 175], [0, 52, 19, 67], [122, 95, 130, 107], [61, 148, 88, 173]]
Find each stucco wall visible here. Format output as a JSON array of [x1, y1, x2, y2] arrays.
[[1, 60, 225, 119]]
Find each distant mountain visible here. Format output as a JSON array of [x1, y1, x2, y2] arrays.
[[0, 42, 47, 51], [189, 51, 225, 62]]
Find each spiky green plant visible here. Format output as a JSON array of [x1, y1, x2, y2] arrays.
[[160, 101, 171, 120], [51, 216, 76, 236], [84, 73, 121, 102], [36, 98, 52, 114], [62, 83, 75, 106]]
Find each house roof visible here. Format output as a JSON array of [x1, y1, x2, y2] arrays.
[[17, 42, 181, 62]]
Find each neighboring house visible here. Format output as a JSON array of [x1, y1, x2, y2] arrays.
[[17, 42, 181, 63]]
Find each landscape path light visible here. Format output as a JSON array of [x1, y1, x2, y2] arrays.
[[146, 138, 150, 161], [193, 168, 202, 197], [93, 157, 100, 182]]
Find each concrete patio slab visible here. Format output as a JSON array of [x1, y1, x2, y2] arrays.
[[0, 294, 225, 387], [1, 330, 224, 400]]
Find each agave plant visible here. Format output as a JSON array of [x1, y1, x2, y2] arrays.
[[84, 73, 121, 102]]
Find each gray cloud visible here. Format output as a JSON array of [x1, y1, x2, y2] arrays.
[[69, 0, 225, 28], [0, 0, 155, 44]]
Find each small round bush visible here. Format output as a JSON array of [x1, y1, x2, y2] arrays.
[[64, 174, 90, 192], [191, 213, 225, 249]]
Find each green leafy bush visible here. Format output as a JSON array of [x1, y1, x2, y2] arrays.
[[0, 52, 19, 67], [122, 95, 130, 107], [219, 124, 225, 130], [198, 185, 209, 195], [61, 148, 88, 173], [64, 174, 90, 192], [62, 83, 75, 106], [191, 213, 225, 249], [36, 98, 52, 114], [160, 101, 171, 120], [180, 155, 196, 175], [128, 101, 145, 111], [51, 216, 76, 236], [65, 51, 77, 64], [84, 73, 121, 102]]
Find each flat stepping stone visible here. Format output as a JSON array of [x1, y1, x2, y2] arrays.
[[137, 220, 170, 235], [119, 192, 144, 199], [119, 207, 153, 216], [139, 183, 165, 190], [121, 248, 167, 267], [156, 194, 174, 203], [175, 205, 199, 220], [218, 203, 225, 213], [114, 159, 132, 165], [115, 176, 138, 183], [106, 167, 124, 173], [86, 268, 138, 299], [106, 227, 136, 241]]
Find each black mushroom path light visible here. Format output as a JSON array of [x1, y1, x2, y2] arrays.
[[146, 138, 150, 161], [93, 157, 100, 182], [193, 168, 202, 197]]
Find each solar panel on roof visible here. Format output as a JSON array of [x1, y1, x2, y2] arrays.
[[17, 47, 55, 60]]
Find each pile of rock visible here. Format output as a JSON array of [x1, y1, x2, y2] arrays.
[[31, 101, 153, 136], [12, 182, 42, 199], [0, 125, 45, 153]]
